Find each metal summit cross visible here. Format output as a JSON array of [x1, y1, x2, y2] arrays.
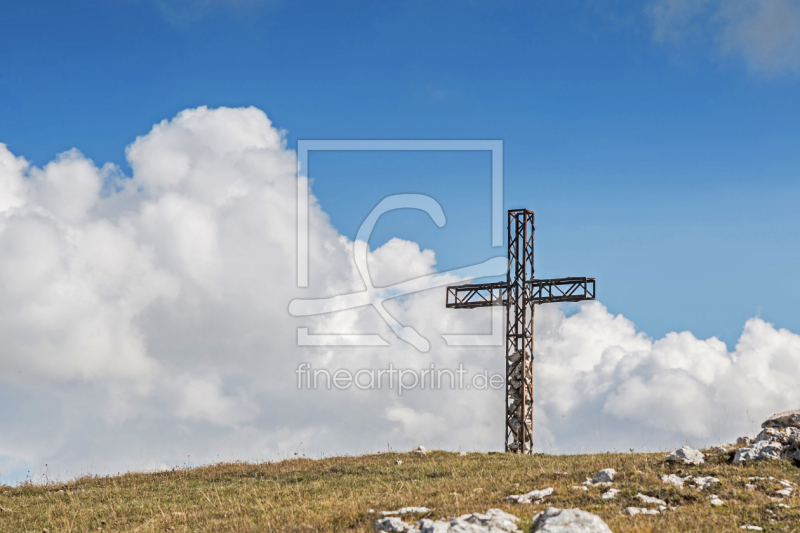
[[445, 209, 596, 454]]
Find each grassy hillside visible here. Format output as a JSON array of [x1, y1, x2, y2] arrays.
[[0, 447, 798, 532]]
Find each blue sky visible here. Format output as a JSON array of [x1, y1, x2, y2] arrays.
[[2, 0, 800, 347]]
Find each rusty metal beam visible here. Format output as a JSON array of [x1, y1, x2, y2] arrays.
[[445, 281, 507, 308], [528, 277, 595, 304], [446, 277, 595, 309]]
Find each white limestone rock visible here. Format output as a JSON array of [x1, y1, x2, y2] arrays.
[[733, 440, 784, 464], [601, 488, 619, 500], [740, 526, 763, 531], [375, 516, 416, 532], [709, 495, 724, 506], [532, 507, 613, 533], [417, 519, 450, 533], [737, 436, 752, 446], [692, 477, 720, 490], [413, 446, 429, 455], [624, 507, 659, 516], [383, 508, 521, 533], [507, 488, 553, 504], [380, 507, 432, 516], [592, 469, 616, 484], [444, 509, 521, 533], [580, 468, 616, 488], [661, 474, 689, 487], [665, 446, 704, 465], [416, 509, 520, 533], [774, 482, 793, 498], [636, 493, 666, 506], [476, 509, 519, 531]]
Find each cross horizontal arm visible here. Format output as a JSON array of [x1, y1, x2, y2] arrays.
[[446, 281, 507, 309], [446, 277, 595, 309], [528, 277, 595, 304]]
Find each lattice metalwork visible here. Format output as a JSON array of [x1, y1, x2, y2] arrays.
[[445, 209, 596, 454], [527, 277, 595, 303], [446, 277, 595, 308]]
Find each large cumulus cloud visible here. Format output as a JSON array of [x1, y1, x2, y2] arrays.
[[0, 106, 798, 483], [534, 304, 800, 452]]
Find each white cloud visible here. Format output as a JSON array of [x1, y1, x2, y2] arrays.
[[0, 106, 798, 483], [175, 376, 259, 426], [647, 0, 715, 44], [0, 146, 28, 212], [536, 304, 800, 450], [647, 0, 800, 75]]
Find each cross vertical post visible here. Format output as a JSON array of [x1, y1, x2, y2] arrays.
[[506, 209, 534, 452], [445, 208, 596, 454]]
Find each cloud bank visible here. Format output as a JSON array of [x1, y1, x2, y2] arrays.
[[647, 0, 800, 75], [0, 106, 798, 483]]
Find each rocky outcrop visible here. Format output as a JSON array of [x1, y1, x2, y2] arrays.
[[733, 411, 800, 464], [733, 438, 785, 463], [761, 410, 800, 429], [532, 508, 613, 533]]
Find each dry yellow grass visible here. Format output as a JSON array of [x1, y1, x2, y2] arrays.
[[0, 447, 798, 532]]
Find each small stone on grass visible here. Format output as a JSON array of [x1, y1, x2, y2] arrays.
[[636, 493, 666, 506]]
